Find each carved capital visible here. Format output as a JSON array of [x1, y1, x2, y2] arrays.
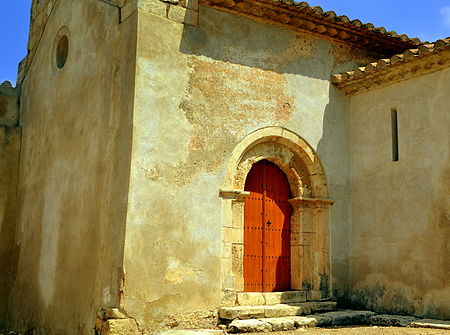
[[219, 188, 250, 201], [289, 197, 334, 209]]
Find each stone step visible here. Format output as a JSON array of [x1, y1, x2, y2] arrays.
[[218, 301, 336, 320], [236, 291, 307, 306], [227, 310, 375, 333]]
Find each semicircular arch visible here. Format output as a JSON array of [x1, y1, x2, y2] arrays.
[[225, 126, 328, 198]]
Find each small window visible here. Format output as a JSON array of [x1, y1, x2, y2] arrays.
[[391, 108, 399, 162], [52, 26, 70, 74], [56, 35, 69, 69]]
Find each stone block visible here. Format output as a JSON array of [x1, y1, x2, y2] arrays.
[[301, 233, 313, 246], [286, 315, 331, 328], [167, 5, 198, 26], [228, 319, 272, 333], [101, 318, 139, 335], [231, 202, 245, 228], [306, 290, 322, 301], [218, 306, 265, 320], [224, 228, 243, 243], [263, 317, 296, 331], [221, 290, 237, 307], [237, 292, 265, 306], [300, 301, 336, 314], [263, 305, 302, 318], [231, 244, 243, 275], [222, 243, 232, 258], [321, 310, 375, 326], [138, 0, 168, 18], [370, 314, 417, 327], [263, 291, 306, 305], [105, 308, 127, 319], [178, 0, 198, 10]]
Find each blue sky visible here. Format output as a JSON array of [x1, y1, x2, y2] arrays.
[[1, 1, 450, 86]]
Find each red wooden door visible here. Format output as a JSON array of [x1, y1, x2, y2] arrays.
[[244, 160, 292, 292]]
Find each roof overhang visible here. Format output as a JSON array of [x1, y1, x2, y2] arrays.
[[199, 0, 421, 56], [332, 39, 450, 95]]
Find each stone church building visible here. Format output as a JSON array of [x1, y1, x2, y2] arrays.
[[0, 0, 449, 334]]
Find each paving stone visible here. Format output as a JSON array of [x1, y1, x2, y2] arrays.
[[228, 319, 272, 333], [409, 319, 450, 329], [321, 310, 376, 326], [370, 314, 417, 327], [263, 317, 296, 331]]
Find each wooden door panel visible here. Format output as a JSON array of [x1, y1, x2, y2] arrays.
[[244, 160, 292, 292], [244, 163, 264, 292]]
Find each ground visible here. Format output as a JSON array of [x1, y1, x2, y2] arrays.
[[247, 327, 450, 335], [2, 326, 450, 335]]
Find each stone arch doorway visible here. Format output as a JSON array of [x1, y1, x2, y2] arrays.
[[220, 127, 333, 303], [244, 160, 292, 292]]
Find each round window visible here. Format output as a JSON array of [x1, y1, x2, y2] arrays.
[[52, 27, 70, 73]]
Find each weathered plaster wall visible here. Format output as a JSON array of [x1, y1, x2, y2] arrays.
[[7, 1, 137, 334], [0, 83, 20, 327], [349, 68, 450, 319], [123, 5, 377, 331]]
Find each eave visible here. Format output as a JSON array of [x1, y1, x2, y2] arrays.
[[199, 0, 421, 56]]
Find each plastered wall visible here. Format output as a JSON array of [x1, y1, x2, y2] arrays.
[[7, 1, 137, 333], [0, 83, 20, 327], [349, 68, 450, 319], [122, 5, 378, 331]]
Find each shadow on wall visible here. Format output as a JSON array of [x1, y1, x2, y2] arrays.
[[179, 6, 337, 79], [317, 84, 351, 306]]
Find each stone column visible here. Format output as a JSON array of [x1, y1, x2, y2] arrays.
[[289, 197, 333, 299], [219, 189, 249, 298]]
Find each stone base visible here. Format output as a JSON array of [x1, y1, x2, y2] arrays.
[[99, 319, 139, 335]]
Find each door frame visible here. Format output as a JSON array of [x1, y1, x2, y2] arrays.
[[219, 127, 333, 303]]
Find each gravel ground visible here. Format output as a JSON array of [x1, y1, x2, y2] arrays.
[[3, 326, 450, 335], [245, 326, 450, 335]]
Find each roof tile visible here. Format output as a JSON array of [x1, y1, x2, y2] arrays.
[[332, 38, 450, 94], [200, 0, 422, 54]]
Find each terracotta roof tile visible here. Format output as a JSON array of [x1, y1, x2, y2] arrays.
[[200, 0, 422, 55], [332, 38, 450, 94]]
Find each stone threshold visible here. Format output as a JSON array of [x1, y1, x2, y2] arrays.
[[219, 301, 337, 320]]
